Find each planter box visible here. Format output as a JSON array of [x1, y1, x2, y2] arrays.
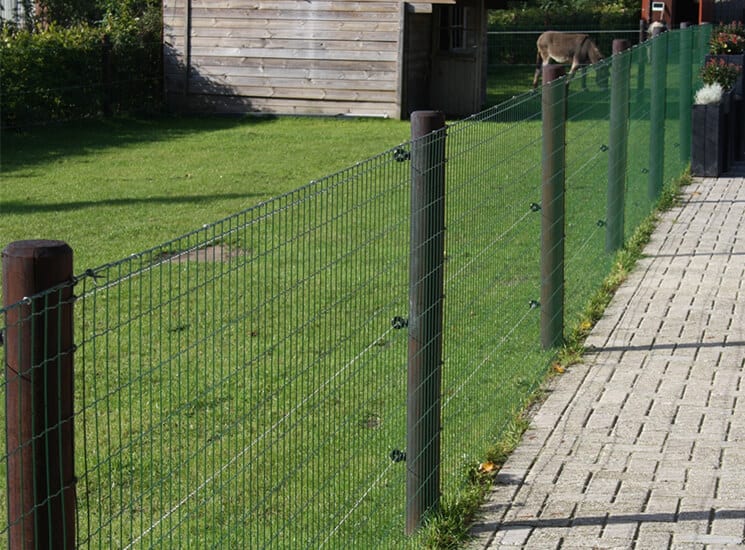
[[691, 93, 732, 177]]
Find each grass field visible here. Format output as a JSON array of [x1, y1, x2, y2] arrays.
[[1, 52, 693, 547], [0, 116, 412, 273]]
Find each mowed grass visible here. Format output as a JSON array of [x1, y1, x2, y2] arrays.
[[0, 115, 412, 274], [0, 51, 691, 547]]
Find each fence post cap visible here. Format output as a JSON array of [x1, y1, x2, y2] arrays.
[[3, 239, 72, 259], [612, 39, 632, 55], [542, 65, 566, 84]]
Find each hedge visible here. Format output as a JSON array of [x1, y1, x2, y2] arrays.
[[1, 17, 161, 128]]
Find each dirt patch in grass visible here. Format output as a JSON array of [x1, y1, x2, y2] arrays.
[[166, 244, 251, 263]]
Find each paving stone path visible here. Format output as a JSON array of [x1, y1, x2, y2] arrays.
[[470, 172, 745, 549]]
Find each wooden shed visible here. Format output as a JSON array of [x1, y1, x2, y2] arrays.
[[162, 0, 490, 119]]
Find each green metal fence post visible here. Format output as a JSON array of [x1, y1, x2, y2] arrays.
[[406, 110, 446, 535], [3, 240, 76, 550], [649, 32, 668, 200], [679, 24, 693, 163], [540, 66, 566, 350], [607, 40, 632, 253]]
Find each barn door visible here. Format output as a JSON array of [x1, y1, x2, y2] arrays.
[[429, 0, 485, 117]]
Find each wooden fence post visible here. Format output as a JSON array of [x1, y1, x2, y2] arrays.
[[406, 111, 446, 535], [607, 40, 632, 252], [540, 65, 567, 350], [649, 32, 669, 200], [3, 240, 76, 550]]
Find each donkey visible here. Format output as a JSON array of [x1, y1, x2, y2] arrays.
[[532, 31, 606, 89]]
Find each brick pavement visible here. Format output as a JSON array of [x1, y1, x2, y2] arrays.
[[469, 172, 745, 549]]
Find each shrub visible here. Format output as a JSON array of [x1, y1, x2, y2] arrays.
[[0, 3, 161, 128], [710, 31, 745, 54], [0, 24, 102, 126], [700, 58, 742, 90]]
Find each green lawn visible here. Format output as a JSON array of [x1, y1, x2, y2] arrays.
[[1, 116, 412, 273], [486, 65, 537, 106]]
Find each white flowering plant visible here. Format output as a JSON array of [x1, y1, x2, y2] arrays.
[[694, 83, 724, 105]]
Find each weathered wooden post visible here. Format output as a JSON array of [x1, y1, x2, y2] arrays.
[[649, 32, 668, 200], [540, 65, 566, 349], [607, 40, 632, 253], [406, 111, 446, 535], [3, 240, 76, 550], [678, 24, 693, 164]]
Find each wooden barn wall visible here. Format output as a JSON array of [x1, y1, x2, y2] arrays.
[[402, 8, 433, 117], [163, 0, 189, 98], [163, 0, 405, 118]]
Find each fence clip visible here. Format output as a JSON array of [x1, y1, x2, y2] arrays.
[[599, 144, 609, 152], [597, 220, 607, 227], [391, 316, 408, 329], [0, 328, 3, 347], [530, 202, 541, 212], [393, 147, 411, 162], [390, 449, 406, 463], [529, 300, 540, 309]]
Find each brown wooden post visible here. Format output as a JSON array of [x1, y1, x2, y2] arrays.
[[607, 40, 632, 253], [406, 111, 446, 535], [540, 65, 567, 349], [3, 240, 75, 550]]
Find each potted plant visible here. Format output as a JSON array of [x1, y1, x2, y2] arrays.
[[691, 61, 742, 176], [707, 22, 745, 96]]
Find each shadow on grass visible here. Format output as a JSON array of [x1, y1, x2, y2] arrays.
[[2, 192, 270, 215], [1, 114, 277, 173]]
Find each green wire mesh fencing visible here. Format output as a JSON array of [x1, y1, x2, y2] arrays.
[[488, 28, 641, 67], [1, 25, 707, 549]]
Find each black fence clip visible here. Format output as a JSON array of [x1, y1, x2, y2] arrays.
[[529, 202, 541, 212], [393, 147, 410, 162], [391, 316, 408, 329], [84, 268, 104, 281], [529, 300, 540, 309], [390, 449, 406, 463], [641, 167, 649, 174], [596, 220, 607, 227], [599, 144, 609, 152]]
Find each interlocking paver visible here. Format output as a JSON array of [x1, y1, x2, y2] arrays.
[[469, 174, 745, 549]]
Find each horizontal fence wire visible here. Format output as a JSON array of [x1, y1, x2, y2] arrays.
[[1, 25, 707, 549]]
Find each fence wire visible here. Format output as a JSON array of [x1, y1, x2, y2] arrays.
[[1, 25, 708, 549]]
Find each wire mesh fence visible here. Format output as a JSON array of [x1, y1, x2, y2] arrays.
[[2, 25, 707, 549], [488, 28, 641, 67]]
